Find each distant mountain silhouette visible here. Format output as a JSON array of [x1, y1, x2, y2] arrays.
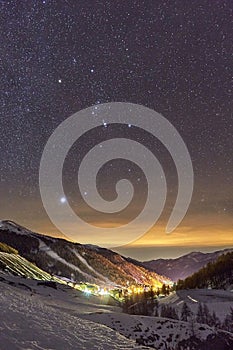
[[142, 248, 233, 281]]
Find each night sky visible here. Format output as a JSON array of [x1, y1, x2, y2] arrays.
[[1, 0, 232, 259]]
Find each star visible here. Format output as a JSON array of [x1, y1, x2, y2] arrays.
[[60, 197, 66, 204], [1, 0, 232, 258]]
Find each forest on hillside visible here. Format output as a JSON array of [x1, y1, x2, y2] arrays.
[[176, 251, 233, 290]]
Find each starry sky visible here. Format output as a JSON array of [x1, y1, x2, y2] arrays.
[[1, 0, 232, 260]]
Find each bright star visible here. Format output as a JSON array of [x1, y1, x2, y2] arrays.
[[60, 197, 66, 203]]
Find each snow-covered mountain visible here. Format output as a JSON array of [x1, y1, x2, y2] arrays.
[[0, 220, 170, 287], [143, 249, 233, 282]]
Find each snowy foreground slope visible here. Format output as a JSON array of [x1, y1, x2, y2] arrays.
[[83, 311, 233, 350], [0, 273, 233, 350], [0, 274, 149, 350]]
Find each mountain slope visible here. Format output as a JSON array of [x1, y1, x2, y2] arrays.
[[0, 276, 149, 350], [0, 220, 170, 287], [1, 271, 233, 350], [84, 312, 233, 350], [0, 240, 64, 283], [0, 251, 63, 283], [176, 251, 233, 290], [143, 249, 233, 282]]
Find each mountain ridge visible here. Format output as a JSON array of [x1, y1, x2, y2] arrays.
[[0, 220, 170, 288], [142, 248, 233, 281], [176, 250, 233, 289]]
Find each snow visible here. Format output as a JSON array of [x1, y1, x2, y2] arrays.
[[82, 312, 216, 350], [0, 220, 56, 243], [160, 290, 233, 321], [0, 274, 149, 350], [0, 273, 233, 350], [187, 295, 198, 303], [46, 249, 93, 280], [72, 248, 112, 284], [38, 238, 51, 252], [37, 240, 95, 282], [0, 220, 32, 236]]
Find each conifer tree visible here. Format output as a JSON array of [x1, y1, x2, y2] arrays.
[[196, 303, 204, 323], [181, 302, 192, 321]]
